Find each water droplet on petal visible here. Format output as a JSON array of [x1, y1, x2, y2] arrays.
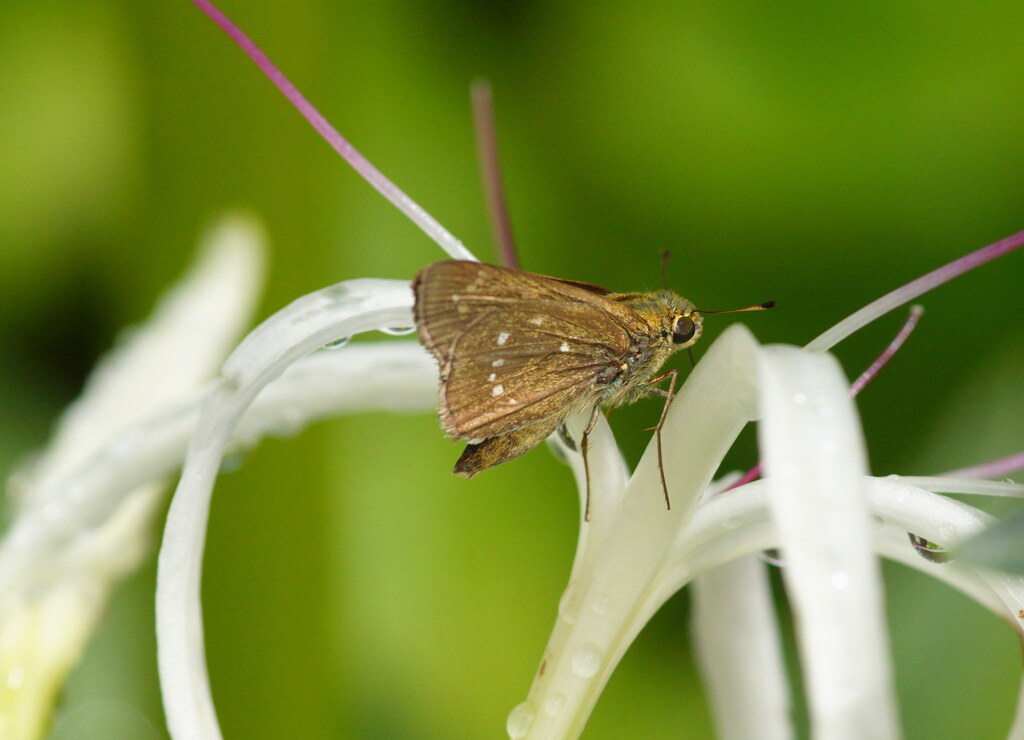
[[110, 429, 144, 457], [591, 591, 611, 615], [759, 549, 785, 567], [324, 336, 351, 349], [380, 326, 416, 336], [558, 582, 579, 625], [571, 643, 602, 678], [544, 693, 566, 717], [506, 701, 535, 739], [6, 666, 25, 690], [219, 452, 247, 474]]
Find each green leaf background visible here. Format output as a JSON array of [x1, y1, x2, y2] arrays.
[[2, 1, 1023, 737]]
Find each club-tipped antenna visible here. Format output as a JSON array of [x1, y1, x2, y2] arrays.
[[696, 300, 776, 315]]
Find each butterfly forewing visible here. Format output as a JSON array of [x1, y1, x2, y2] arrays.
[[413, 261, 645, 440]]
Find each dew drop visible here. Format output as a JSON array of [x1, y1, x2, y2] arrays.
[[324, 336, 351, 349], [591, 591, 612, 616], [506, 701, 535, 739], [110, 429, 144, 457], [544, 693, 566, 717], [571, 643, 602, 678], [6, 666, 24, 690], [759, 549, 785, 567], [380, 326, 416, 336], [65, 481, 86, 501], [220, 452, 247, 474], [558, 582, 579, 625]]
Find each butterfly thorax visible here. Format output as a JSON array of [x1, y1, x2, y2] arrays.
[[594, 290, 703, 408]]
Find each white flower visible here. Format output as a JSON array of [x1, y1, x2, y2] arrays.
[[0, 216, 265, 740], [506, 327, 1024, 739]]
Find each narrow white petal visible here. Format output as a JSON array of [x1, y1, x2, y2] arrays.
[[0, 216, 265, 739], [516, 325, 761, 740], [758, 347, 901, 740], [679, 479, 1019, 622], [885, 476, 1024, 498], [1007, 675, 1024, 740], [18, 216, 265, 510], [0, 342, 437, 598], [682, 477, 1024, 736], [156, 279, 414, 740], [693, 556, 793, 740]]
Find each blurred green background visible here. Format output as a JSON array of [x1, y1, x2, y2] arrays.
[[2, 0, 1023, 737]]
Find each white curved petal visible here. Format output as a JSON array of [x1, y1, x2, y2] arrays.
[[0, 342, 436, 601], [13, 215, 265, 512], [156, 279, 415, 740], [692, 556, 792, 740], [1, 216, 265, 740], [513, 324, 761, 740], [757, 347, 900, 740]]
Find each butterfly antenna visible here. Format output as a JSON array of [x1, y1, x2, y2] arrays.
[[696, 300, 776, 315], [660, 250, 672, 289], [471, 79, 520, 269]]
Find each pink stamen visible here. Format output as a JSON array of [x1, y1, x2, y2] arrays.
[[942, 452, 1024, 480], [849, 305, 923, 396], [189, 0, 475, 261], [471, 79, 519, 269], [727, 306, 924, 492], [807, 228, 1024, 352]]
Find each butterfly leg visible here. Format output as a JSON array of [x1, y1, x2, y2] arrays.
[[581, 404, 601, 522], [646, 368, 679, 511]]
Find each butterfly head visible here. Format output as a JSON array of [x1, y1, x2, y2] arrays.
[[652, 290, 705, 350]]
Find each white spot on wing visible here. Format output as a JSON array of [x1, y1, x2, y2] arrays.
[[497, 332, 510, 345], [529, 317, 544, 326], [492, 384, 504, 396], [560, 342, 570, 352], [487, 373, 496, 382], [492, 359, 505, 367]]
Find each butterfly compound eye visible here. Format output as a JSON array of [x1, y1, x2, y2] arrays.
[[672, 316, 697, 344]]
